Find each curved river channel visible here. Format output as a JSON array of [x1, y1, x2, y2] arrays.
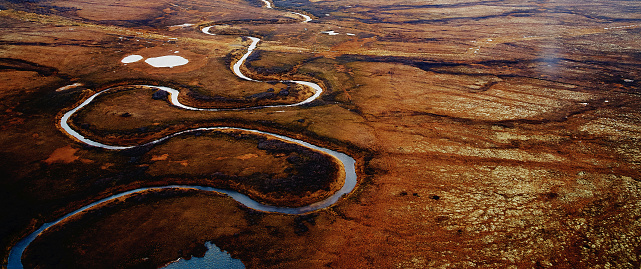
[[7, 4, 358, 269]]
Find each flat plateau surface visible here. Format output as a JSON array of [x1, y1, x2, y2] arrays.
[[1, 0, 641, 268]]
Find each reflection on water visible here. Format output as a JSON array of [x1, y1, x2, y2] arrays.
[[162, 242, 244, 269], [144, 55, 189, 68], [121, 54, 143, 64]]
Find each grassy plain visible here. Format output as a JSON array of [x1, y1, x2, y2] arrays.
[[1, 0, 641, 268]]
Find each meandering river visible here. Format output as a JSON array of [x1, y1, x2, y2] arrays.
[[7, 4, 355, 269]]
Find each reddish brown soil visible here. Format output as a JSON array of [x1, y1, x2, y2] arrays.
[[1, 0, 641, 268]]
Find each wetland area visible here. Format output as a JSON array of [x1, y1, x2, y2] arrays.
[[1, 0, 641, 268]]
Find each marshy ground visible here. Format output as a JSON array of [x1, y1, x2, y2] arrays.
[[1, 0, 641, 268]]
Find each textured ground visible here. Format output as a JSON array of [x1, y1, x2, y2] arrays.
[[1, 0, 641, 268]]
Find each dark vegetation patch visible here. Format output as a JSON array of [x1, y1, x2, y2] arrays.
[[0, 58, 59, 76], [337, 54, 464, 72], [245, 50, 294, 75], [151, 89, 168, 100], [244, 50, 320, 77], [235, 135, 339, 195], [185, 83, 296, 107], [21, 189, 202, 269], [293, 213, 317, 235], [242, 207, 266, 225], [338, 54, 641, 95], [271, 0, 338, 18], [0, 0, 164, 27], [14, 86, 81, 115], [105, 129, 342, 206], [332, 6, 641, 26], [0, 149, 145, 264], [186, 90, 241, 103]]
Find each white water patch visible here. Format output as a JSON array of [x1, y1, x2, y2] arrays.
[[260, 0, 272, 8], [121, 55, 143, 64], [55, 83, 84, 92], [232, 37, 261, 82], [144, 55, 189, 68], [321, 31, 356, 36], [170, 23, 195, 28], [201, 26, 216, 36], [321, 30, 339, 36], [292, 12, 312, 23], [604, 24, 639, 30], [162, 242, 244, 269]]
